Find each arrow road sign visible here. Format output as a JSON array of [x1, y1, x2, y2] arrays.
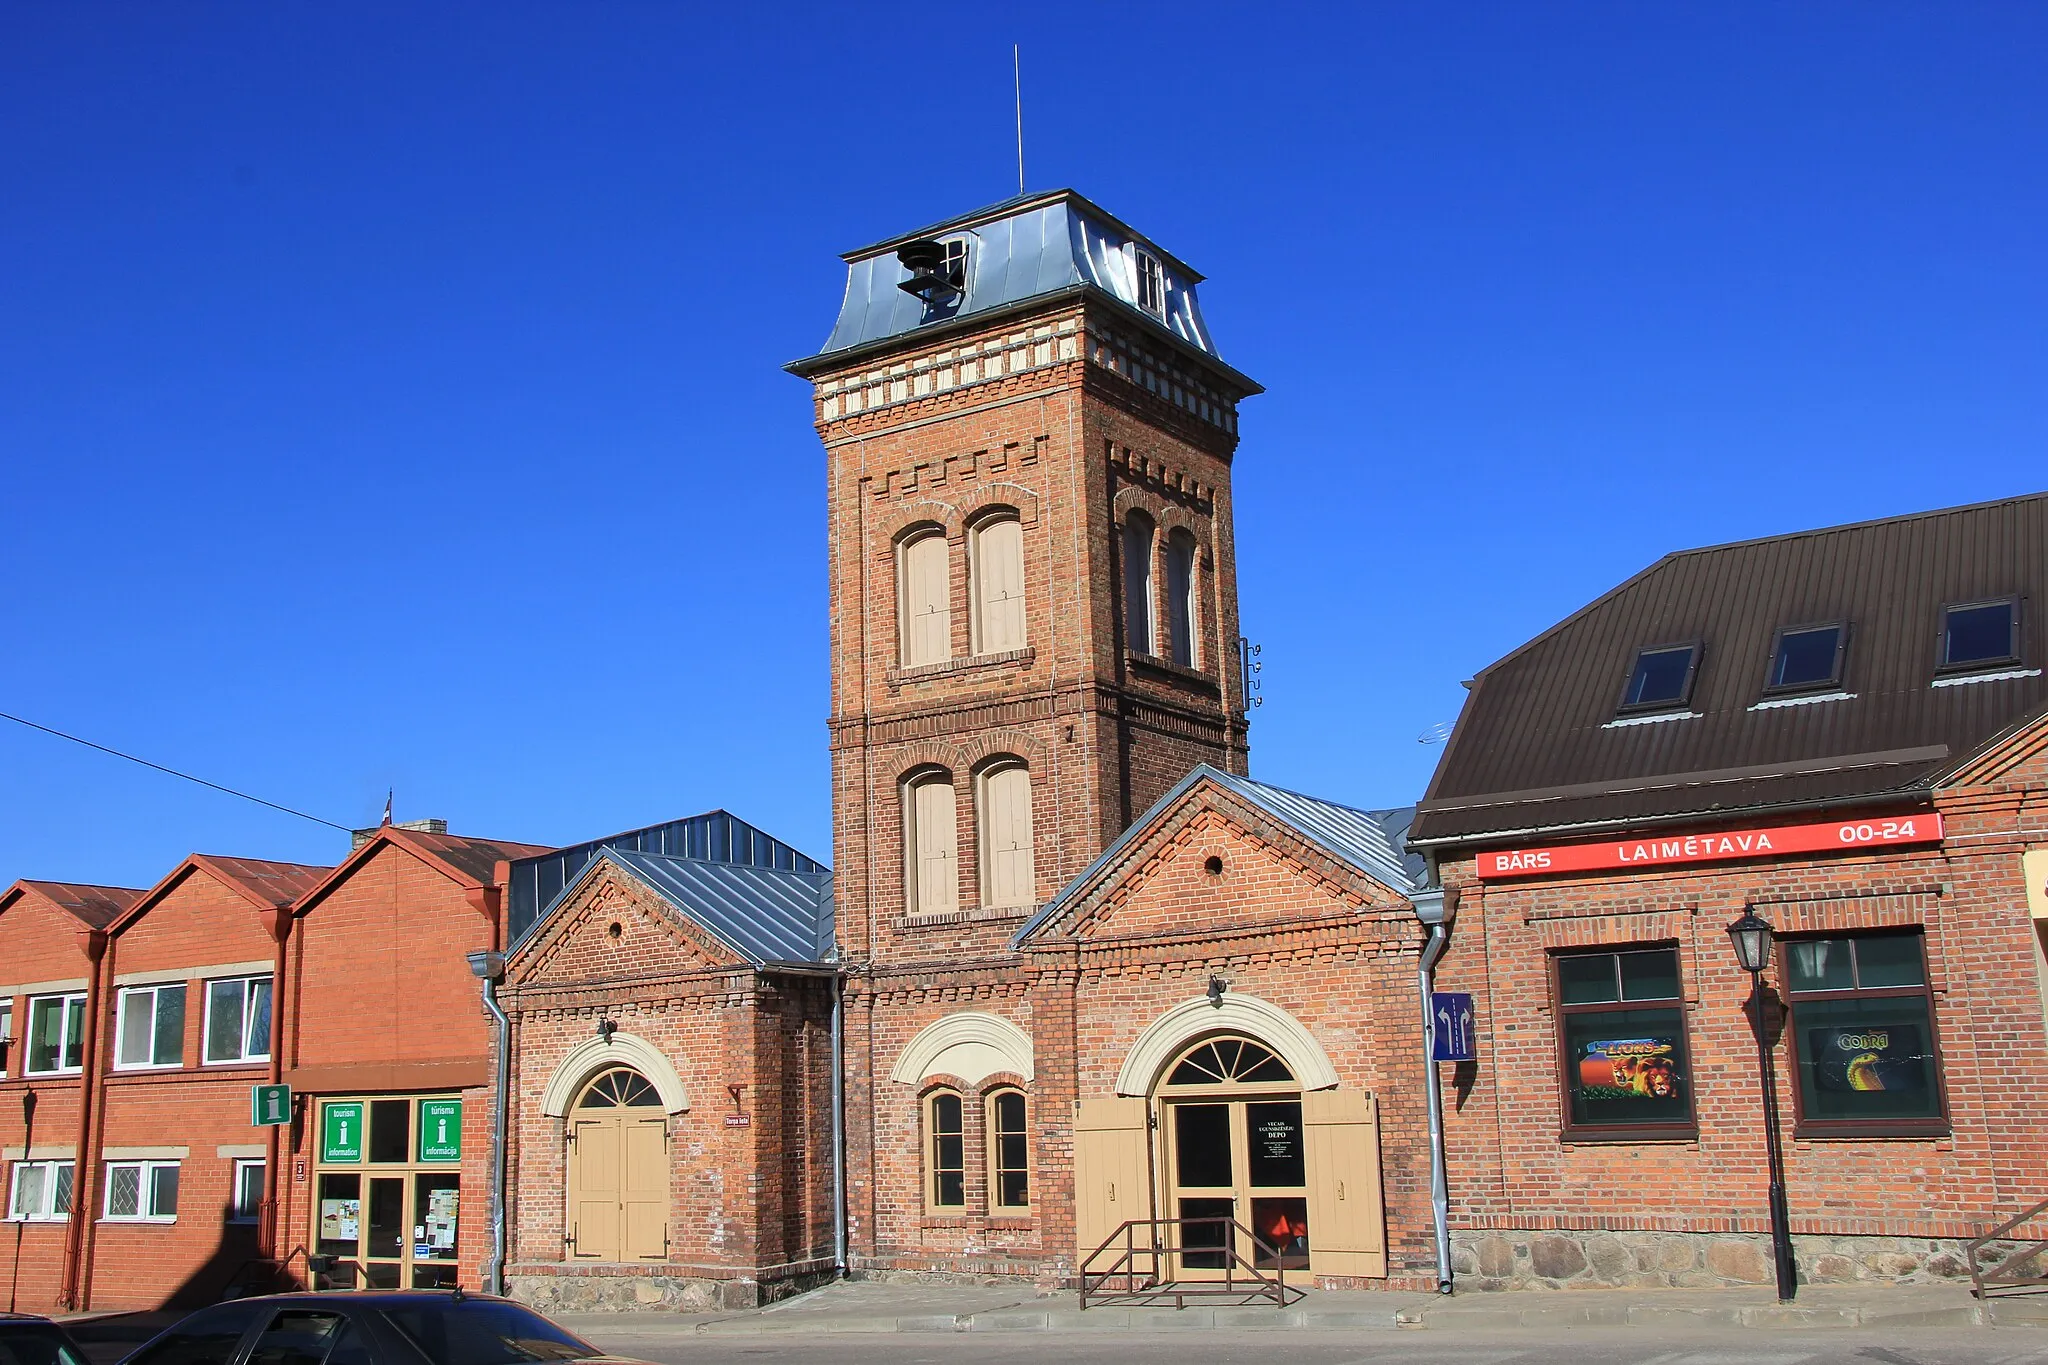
[[1431, 992, 1476, 1063]]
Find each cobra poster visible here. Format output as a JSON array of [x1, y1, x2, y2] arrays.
[[1809, 1024, 1927, 1093]]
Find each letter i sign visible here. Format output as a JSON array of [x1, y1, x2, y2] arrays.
[[252, 1083, 292, 1127]]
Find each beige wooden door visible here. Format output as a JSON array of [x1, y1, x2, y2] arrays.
[[1073, 1096, 1150, 1273], [567, 1068, 669, 1262], [1302, 1090, 1387, 1277]]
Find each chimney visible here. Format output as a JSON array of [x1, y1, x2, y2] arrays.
[[351, 817, 450, 849]]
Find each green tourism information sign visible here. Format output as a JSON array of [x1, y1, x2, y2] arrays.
[[322, 1101, 364, 1162], [418, 1099, 462, 1163], [251, 1083, 291, 1127]]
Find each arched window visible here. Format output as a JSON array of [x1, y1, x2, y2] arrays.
[[1121, 513, 1155, 655], [926, 1089, 965, 1209], [977, 761, 1035, 909], [1166, 529, 1198, 668], [898, 528, 951, 667], [987, 1088, 1029, 1210], [970, 515, 1027, 655], [905, 770, 958, 915]]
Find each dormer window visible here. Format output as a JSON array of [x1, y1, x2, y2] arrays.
[[1619, 643, 1699, 713], [1939, 598, 2020, 672], [1766, 623, 1846, 693], [1135, 248, 1164, 318]]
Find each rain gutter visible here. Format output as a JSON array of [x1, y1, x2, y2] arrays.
[[1411, 886, 1460, 1294]]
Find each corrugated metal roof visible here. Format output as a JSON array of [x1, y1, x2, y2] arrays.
[[794, 189, 1230, 368], [192, 856, 334, 909], [13, 880, 145, 929], [601, 849, 833, 966], [1412, 492, 2048, 845], [1013, 764, 1422, 946], [505, 810, 825, 945], [399, 830, 550, 887]]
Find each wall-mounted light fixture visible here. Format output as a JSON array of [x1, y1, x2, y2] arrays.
[[1207, 976, 1228, 1007], [596, 1018, 617, 1044]]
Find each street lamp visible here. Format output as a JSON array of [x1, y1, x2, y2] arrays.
[[1725, 907, 1797, 1302]]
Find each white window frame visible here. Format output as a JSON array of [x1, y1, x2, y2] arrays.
[[24, 992, 87, 1077], [203, 975, 273, 1066], [114, 982, 187, 1071], [102, 1159, 180, 1223], [0, 998, 12, 1078], [7, 1159, 74, 1222], [1134, 247, 1166, 318], [229, 1158, 265, 1224]]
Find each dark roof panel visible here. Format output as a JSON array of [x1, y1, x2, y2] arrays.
[[16, 880, 146, 928], [1412, 493, 2048, 845]]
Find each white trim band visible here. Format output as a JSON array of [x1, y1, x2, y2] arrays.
[[889, 1011, 1036, 1086], [539, 1032, 690, 1116], [1115, 993, 1340, 1096]]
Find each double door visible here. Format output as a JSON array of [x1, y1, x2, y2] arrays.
[[1165, 1097, 1309, 1277], [566, 1110, 669, 1261]]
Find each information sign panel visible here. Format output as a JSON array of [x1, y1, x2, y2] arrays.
[[418, 1099, 462, 1163], [251, 1083, 292, 1127], [322, 1101, 364, 1163]]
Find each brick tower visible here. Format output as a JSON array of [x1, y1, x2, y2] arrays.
[[788, 191, 1261, 966]]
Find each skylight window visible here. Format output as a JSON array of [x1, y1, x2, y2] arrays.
[[1767, 623, 1845, 693], [1620, 644, 1699, 711], [1941, 599, 2020, 671], [1135, 248, 1164, 317]]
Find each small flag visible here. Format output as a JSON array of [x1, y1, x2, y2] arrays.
[[382, 790, 393, 826]]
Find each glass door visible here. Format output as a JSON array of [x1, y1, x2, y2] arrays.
[[311, 1095, 463, 1289], [1158, 1037, 1309, 1280]]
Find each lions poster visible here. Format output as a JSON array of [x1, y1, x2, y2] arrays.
[[1575, 1036, 1683, 1101]]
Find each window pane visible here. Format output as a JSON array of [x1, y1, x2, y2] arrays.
[[1772, 626, 1842, 688], [13, 1163, 45, 1218], [1166, 532, 1197, 668], [1787, 939, 1855, 992], [63, 996, 84, 1070], [1619, 949, 1682, 1001], [108, 1165, 141, 1218], [369, 1099, 411, 1164], [246, 978, 272, 1059], [1792, 995, 1942, 1122], [52, 1163, 72, 1215], [1624, 646, 1694, 707], [235, 1162, 265, 1220], [1564, 1008, 1690, 1129], [151, 1164, 180, 1218], [119, 991, 155, 1067], [995, 1091, 1025, 1135], [27, 998, 64, 1073], [1556, 954, 1619, 1004], [1122, 519, 1154, 653], [315, 1173, 361, 1256], [155, 986, 186, 1065], [1854, 933, 1927, 988], [1173, 1103, 1233, 1188], [206, 981, 245, 1062], [998, 1169, 1028, 1207], [1944, 602, 2016, 667], [1245, 1101, 1305, 1188]]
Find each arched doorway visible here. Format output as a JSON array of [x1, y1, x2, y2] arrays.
[[565, 1067, 669, 1262], [1157, 1036, 1309, 1277]]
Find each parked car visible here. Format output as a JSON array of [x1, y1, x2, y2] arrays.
[[115, 1293, 649, 1365], [0, 1314, 92, 1365]]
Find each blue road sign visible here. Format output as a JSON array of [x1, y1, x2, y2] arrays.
[[1431, 992, 1476, 1062]]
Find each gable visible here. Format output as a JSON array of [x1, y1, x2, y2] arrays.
[[1028, 788, 1412, 949], [112, 865, 275, 973], [511, 863, 744, 988]]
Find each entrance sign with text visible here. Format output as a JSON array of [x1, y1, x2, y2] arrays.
[[1476, 813, 1943, 881]]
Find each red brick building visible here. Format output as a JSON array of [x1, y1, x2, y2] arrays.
[[1410, 494, 2048, 1288]]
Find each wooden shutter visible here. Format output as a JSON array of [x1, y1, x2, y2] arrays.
[[1302, 1090, 1386, 1277], [982, 765, 1035, 908], [569, 1118, 620, 1260], [974, 519, 1026, 653], [912, 778, 957, 914], [901, 533, 950, 666], [1074, 1097, 1151, 1268], [622, 1117, 669, 1260]]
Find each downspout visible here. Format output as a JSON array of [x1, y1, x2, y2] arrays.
[[466, 949, 509, 1297], [830, 970, 846, 1277], [1411, 885, 1459, 1294], [259, 906, 292, 1267], [60, 928, 109, 1311]]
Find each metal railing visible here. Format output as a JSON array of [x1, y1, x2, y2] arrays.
[[1967, 1197, 2048, 1298], [1079, 1216, 1305, 1310]]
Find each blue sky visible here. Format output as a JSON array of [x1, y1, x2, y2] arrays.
[[3, 3, 2044, 890]]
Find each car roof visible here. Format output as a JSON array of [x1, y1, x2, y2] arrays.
[[0, 1316, 57, 1324], [212, 1293, 521, 1308]]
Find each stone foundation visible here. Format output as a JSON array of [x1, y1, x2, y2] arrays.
[[507, 1265, 836, 1312], [1449, 1229, 1971, 1291]]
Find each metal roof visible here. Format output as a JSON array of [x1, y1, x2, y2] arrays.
[[6, 880, 145, 929], [599, 848, 833, 966], [505, 810, 825, 945], [1411, 492, 2048, 846], [796, 189, 1228, 368], [1013, 764, 1423, 947]]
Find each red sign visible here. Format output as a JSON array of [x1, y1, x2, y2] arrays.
[[1477, 812, 1943, 881]]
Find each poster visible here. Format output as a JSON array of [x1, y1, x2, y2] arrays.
[[1575, 1036, 1683, 1101], [1808, 1024, 1927, 1093], [319, 1197, 361, 1243], [425, 1187, 459, 1252]]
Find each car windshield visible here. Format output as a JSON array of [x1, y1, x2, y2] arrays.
[[377, 1302, 595, 1365], [0, 1326, 90, 1365]]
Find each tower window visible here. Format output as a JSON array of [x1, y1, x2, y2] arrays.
[[926, 1090, 965, 1209], [1939, 598, 2020, 671], [1166, 529, 1198, 668], [905, 770, 958, 915], [1135, 248, 1165, 318], [977, 760, 1035, 909], [970, 515, 1027, 655], [1618, 643, 1699, 712], [1766, 623, 1846, 693], [898, 529, 952, 667], [1121, 513, 1156, 656]]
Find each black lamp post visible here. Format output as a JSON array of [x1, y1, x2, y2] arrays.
[[1725, 907, 1797, 1302]]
